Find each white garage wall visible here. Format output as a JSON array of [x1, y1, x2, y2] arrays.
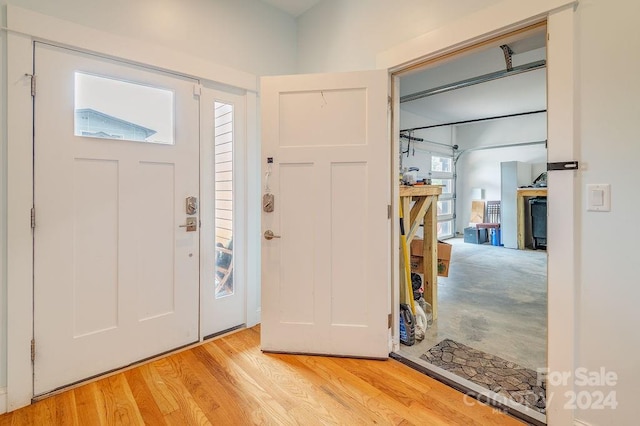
[[455, 114, 547, 232], [297, 0, 640, 424]]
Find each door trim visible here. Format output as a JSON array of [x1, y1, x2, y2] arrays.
[[5, 7, 258, 411], [383, 2, 576, 425]]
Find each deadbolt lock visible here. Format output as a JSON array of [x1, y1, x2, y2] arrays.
[[186, 196, 198, 215]]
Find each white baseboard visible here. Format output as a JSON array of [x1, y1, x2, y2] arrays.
[[0, 387, 7, 414]]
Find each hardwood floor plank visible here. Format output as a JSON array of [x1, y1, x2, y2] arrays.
[[185, 346, 288, 425], [101, 374, 145, 425], [123, 368, 166, 426], [282, 353, 450, 425], [213, 332, 360, 425], [337, 356, 522, 426], [165, 351, 242, 425], [0, 326, 525, 425], [137, 362, 180, 416], [273, 353, 409, 425], [73, 381, 108, 426], [145, 358, 210, 426], [199, 341, 298, 424]]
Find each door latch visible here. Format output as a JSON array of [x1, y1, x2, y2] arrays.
[[179, 217, 198, 232]]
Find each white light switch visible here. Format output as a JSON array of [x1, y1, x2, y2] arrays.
[[587, 184, 611, 212]]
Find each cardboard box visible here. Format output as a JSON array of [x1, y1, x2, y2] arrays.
[[410, 255, 423, 273], [408, 238, 452, 277], [437, 241, 452, 277]]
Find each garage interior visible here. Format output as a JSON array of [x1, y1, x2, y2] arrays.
[[395, 26, 549, 421]]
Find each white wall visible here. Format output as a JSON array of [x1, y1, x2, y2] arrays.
[[297, 0, 502, 73], [1, 0, 297, 77], [0, 0, 298, 396], [455, 114, 547, 232], [298, 0, 640, 424], [574, 0, 640, 424]]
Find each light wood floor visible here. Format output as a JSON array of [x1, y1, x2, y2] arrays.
[[0, 326, 523, 425]]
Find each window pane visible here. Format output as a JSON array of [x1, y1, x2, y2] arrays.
[[438, 200, 452, 216], [75, 72, 174, 144], [431, 156, 452, 173], [437, 220, 453, 239], [214, 102, 234, 299], [431, 178, 452, 194]]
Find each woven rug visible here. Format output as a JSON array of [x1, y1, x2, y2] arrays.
[[420, 339, 546, 413]]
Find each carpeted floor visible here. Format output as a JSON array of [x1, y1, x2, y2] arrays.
[[421, 339, 546, 413]]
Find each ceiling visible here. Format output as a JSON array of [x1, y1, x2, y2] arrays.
[[400, 31, 547, 128], [260, 0, 321, 17]]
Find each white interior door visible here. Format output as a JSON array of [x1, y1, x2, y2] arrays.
[[200, 86, 247, 337], [261, 70, 391, 358], [33, 42, 200, 395]]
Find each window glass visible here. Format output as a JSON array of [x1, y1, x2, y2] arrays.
[[431, 156, 452, 173], [431, 178, 452, 194], [438, 220, 453, 239], [75, 72, 174, 144], [438, 200, 452, 216], [214, 102, 234, 299]]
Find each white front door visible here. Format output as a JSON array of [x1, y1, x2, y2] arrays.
[[261, 70, 390, 358], [200, 87, 247, 337], [33, 43, 200, 395]]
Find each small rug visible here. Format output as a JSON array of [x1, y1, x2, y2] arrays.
[[420, 339, 546, 413]]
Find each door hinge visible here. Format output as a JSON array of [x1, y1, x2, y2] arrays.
[[193, 83, 202, 97], [31, 339, 35, 362], [30, 207, 36, 229], [388, 204, 392, 219], [388, 313, 392, 329], [25, 73, 36, 96]]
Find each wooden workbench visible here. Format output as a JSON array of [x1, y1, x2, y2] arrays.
[[517, 187, 547, 249], [400, 185, 442, 319]]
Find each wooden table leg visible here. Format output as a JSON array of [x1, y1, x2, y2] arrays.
[[423, 195, 438, 320], [517, 193, 525, 250]]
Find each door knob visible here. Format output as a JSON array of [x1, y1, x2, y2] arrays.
[[179, 217, 198, 232], [264, 230, 281, 240]]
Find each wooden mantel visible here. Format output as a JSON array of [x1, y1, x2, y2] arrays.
[[399, 185, 442, 319]]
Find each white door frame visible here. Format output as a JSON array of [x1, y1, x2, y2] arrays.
[[380, 1, 577, 424], [5, 5, 259, 411]]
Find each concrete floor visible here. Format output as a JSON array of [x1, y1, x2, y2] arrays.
[[399, 237, 547, 371]]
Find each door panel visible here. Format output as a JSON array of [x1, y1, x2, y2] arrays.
[[261, 70, 390, 358], [33, 42, 200, 395]]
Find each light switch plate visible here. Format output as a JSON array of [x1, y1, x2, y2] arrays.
[[587, 184, 611, 212]]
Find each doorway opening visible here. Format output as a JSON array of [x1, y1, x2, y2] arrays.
[[393, 24, 548, 424]]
